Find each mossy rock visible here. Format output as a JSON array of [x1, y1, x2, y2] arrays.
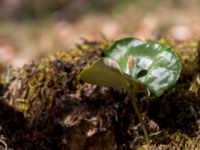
[[0, 39, 200, 149]]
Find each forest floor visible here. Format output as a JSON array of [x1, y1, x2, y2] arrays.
[[0, 1, 200, 150]]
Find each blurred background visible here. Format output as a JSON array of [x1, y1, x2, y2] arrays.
[[0, 0, 199, 67]]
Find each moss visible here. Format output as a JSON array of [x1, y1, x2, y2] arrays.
[[4, 40, 108, 122], [0, 39, 200, 149]]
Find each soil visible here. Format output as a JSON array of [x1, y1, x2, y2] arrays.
[[0, 39, 200, 150]]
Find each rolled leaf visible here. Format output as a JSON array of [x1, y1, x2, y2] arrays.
[[105, 38, 182, 96], [78, 57, 140, 90]]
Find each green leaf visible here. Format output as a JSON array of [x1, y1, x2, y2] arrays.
[[105, 37, 182, 96], [78, 57, 140, 90], [78, 37, 182, 97]]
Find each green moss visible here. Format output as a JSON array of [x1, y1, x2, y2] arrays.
[[0, 39, 200, 149], [4, 41, 109, 121]]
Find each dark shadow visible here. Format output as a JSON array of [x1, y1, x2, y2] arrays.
[[147, 70, 200, 145], [0, 99, 26, 146]]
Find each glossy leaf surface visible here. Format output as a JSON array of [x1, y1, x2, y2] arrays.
[[78, 57, 140, 90], [79, 38, 182, 97]]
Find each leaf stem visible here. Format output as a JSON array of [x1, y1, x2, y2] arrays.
[[129, 87, 150, 145]]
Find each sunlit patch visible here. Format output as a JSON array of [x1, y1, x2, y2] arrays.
[[159, 51, 173, 62], [152, 43, 160, 49], [126, 55, 134, 75], [103, 58, 120, 70], [137, 57, 153, 70], [149, 67, 175, 95], [151, 67, 168, 77], [129, 39, 144, 47]]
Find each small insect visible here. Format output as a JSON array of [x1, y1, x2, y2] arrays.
[[127, 55, 134, 75]]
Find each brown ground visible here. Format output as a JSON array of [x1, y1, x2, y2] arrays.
[[0, 0, 200, 150], [0, 38, 199, 149]]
